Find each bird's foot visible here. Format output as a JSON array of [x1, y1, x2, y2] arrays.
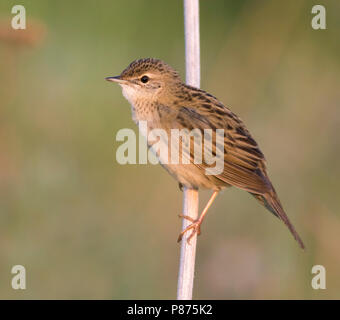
[[177, 214, 202, 244]]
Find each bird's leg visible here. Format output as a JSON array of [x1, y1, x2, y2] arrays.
[[177, 191, 219, 244]]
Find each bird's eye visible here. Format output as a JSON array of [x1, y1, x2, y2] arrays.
[[141, 75, 149, 83]]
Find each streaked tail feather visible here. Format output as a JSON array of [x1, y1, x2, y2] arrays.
[[251, 192, 305, 250]]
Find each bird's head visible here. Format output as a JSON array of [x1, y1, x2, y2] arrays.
[[106, 58, 181, 105]]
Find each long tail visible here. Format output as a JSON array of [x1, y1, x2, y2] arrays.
[[251, 191, 305, 250]]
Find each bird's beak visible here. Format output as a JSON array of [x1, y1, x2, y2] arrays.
[[105, 76, 127, 84]]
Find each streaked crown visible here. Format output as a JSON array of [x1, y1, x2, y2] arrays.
[[119, 58, 181, 81]]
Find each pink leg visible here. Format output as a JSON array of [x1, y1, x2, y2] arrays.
[[178, 191, 219, 243]]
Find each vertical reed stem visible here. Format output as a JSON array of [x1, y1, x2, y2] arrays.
[[177, 0, 200, 300]]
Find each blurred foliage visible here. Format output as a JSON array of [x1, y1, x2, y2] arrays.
[[0, 0, 339, 299]]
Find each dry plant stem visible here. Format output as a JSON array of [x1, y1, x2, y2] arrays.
[[177, 0, 200, 300], [177, 187, 199, 299]]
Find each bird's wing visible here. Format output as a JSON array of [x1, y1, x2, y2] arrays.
[[172, 103, 272, 194]]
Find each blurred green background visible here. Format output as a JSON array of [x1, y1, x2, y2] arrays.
[[0, 0, 339, 299]]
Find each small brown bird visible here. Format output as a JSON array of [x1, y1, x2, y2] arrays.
[[106, 58, 305, 249]]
